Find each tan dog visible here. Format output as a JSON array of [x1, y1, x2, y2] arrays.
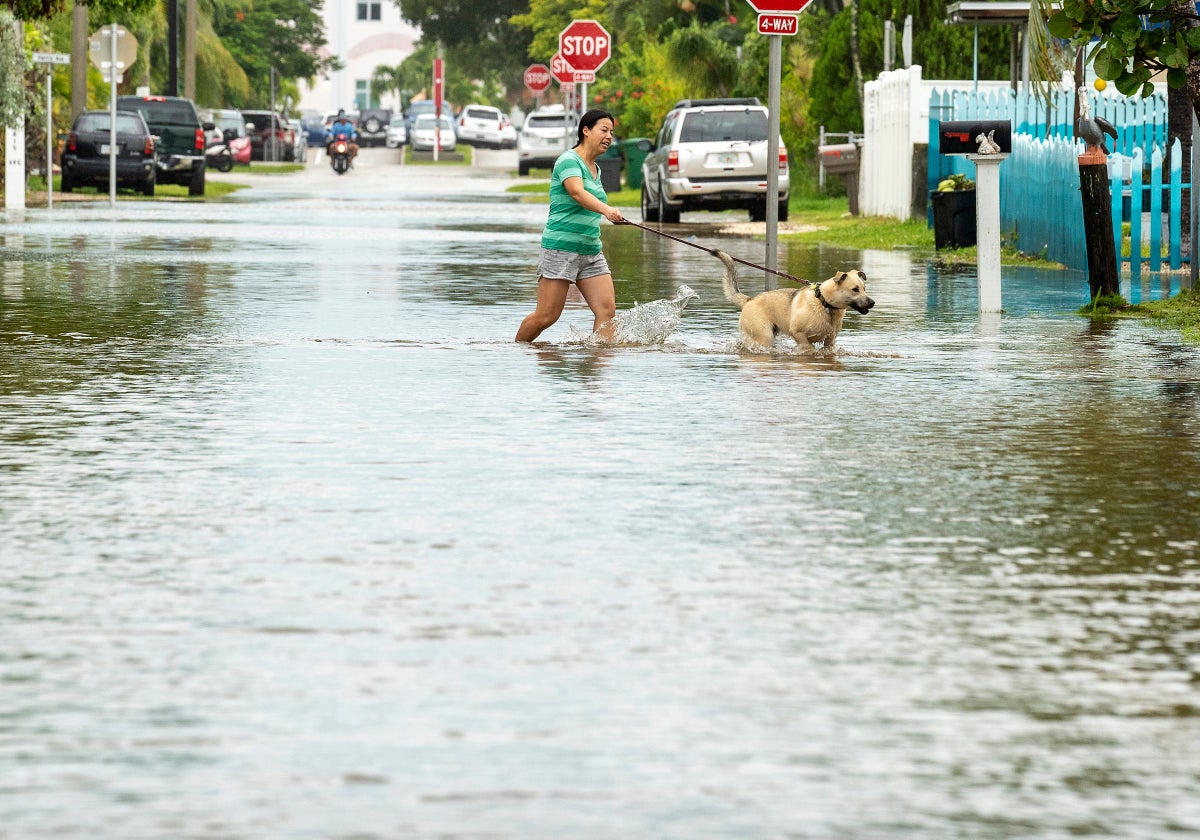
[[718, 250, 874, 352]]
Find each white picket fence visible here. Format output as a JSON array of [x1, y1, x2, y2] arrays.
[[860, 66, 1012, 218]]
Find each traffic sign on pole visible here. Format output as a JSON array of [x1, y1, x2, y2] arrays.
[[558, 20, 611, 74], [524, 63, 551, 95], [33, 52, 70, 64], [88, 24, 137, 83], [550, 52, 575, 88]]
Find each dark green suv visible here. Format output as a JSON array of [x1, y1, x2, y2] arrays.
[[116, 95, 208, 196]]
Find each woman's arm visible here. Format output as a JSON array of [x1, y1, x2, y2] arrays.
[[563, 175, 625, 223]]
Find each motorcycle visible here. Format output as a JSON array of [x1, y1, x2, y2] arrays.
[[328, 132, 352, 175], [205, 134, 235, 173]]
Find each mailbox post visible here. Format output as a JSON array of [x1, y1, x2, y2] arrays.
[[939, 120, 1010, 314], [818, 142, 860, 215]]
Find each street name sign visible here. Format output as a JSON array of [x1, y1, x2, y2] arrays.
[[33, 52, 70, 64]]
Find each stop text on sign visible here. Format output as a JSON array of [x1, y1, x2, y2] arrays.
[[561, 34, 608, 60], [757, 13, 799, 35]]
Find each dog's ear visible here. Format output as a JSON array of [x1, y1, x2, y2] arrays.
[[835, 272, 848, 283], [857, 270, 867, 282]]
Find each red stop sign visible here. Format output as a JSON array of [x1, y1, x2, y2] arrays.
[[550, 52, 575, 86], [524, 63, 551, 94], [558, 20, 611, 74], [744, 0, 814, 11]]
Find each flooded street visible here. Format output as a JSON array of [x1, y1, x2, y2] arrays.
[[3, 148, 1200, 838]]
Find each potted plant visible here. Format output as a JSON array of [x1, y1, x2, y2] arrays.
[[930, 173, 977, 249]]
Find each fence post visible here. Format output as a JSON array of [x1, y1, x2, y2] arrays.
[[1170, 137, 1182, 271]]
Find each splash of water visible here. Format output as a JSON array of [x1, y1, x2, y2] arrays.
[[573, 285, 698, 346]]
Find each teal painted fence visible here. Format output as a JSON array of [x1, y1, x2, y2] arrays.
[[998, 134, 1087, 271], [926, 88, 1186, 279], [928, 87, 1168, 190]]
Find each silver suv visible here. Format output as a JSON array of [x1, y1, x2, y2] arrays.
[[518, 105, 574, 176], [640, 98, 789, 223]]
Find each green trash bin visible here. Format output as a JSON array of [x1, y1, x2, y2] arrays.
[[620, 138, 652, 191], [597, 142, 622, 192]]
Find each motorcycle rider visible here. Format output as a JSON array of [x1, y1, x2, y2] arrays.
[[325, 109, 359, 166]]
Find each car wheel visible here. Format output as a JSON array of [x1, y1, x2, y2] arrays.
[[749, 202, 765, 222], [60, 171, 74, 193], [658, 180, 680, 224], [778, 199, 789, 222], [141, 172, 156, 197], [641, 181, 659, 223], [188, 165, 206, 197], [518, 161, 530, 176]]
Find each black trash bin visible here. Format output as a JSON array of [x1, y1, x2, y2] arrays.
[[930, 189, 977, 249], [597, 155, 621, 193]]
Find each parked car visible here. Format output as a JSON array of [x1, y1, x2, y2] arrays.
[[405, 100, 454, 143], [640, 97, 789, 224], [115, 94, 207, 196], [60, 109, 157, 196], [357, 108, 392, 147], [241, 110, 295, 162], [410, 114, 456, 152], [287, 118, 307, 161], [457, 104, 516, 149], [202, 108, 251, 165], [301, 114, 327, 146], [385, 114, 407, 148], [517, 105, 572, 176]]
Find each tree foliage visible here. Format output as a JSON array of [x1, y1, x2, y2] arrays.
[[1048, 0, 1200, 98]]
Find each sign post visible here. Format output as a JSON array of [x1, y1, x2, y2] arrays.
[[744, 0, 812, 285], [432, 54, 444, 162], [559, 20, 610, 118], [32, 52, 69, 210], [89, 24, 137, 208]]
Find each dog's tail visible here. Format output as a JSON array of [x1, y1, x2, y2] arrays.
[[716, 249, 748, 310]]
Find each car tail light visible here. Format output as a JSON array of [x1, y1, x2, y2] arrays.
[[67, 132, 77, 152], [144, 137, 155, 155], [779, 148, 788, 170], [193, 127, 205, 152], [667, 150, 679, 175]]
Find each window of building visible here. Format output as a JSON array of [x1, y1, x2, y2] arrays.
[[356, 1, 381, 21]]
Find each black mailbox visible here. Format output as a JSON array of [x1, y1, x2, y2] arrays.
[[818, 143, 859, 173], [938, 120, 1011, 155]]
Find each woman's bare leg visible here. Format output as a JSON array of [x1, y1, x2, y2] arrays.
[[515, 278, 571, 342], [577, 273, 617, 341]]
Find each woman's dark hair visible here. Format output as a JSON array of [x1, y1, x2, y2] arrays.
[[574, 109, 615, 147]]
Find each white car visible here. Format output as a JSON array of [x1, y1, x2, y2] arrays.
[[410, 115, 456, 152], [457, 104, 516, 149], [518, 105, 572, 175], [385, 114, 407, 148]]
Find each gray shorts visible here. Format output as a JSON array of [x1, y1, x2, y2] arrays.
[[536, 248, 610, 283]]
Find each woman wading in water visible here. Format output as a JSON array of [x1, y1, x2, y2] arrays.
[[515, 109, 626, 343]]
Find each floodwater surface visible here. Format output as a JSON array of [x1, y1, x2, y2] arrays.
[[2, 159, 1199, 838]]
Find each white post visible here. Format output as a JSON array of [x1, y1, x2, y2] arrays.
[[3, 123, 24, 210], [109, 23, 117, 209], [45, 67, 52, 209], [970, 154, 1006, 312]]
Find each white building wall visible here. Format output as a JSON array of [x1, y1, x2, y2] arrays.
[[298, 0, 421, 115]]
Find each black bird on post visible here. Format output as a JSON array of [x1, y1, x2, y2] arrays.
[[1075, 87, 1119, 154]]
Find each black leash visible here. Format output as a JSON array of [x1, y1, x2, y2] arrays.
[[618, 219, 811, 286]]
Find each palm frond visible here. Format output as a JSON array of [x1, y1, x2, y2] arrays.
[[1027, 0, 1073, 104]]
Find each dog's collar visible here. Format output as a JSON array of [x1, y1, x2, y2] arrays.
[[813, 284, 839, 311]]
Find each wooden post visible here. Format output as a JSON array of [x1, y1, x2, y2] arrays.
[[1079, 148, 1119, 299]]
